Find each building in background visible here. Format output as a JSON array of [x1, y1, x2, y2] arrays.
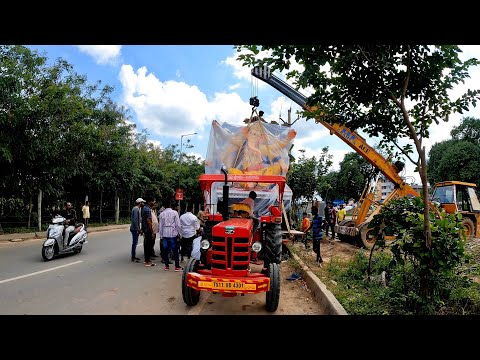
[[378, 176, 429, 201]]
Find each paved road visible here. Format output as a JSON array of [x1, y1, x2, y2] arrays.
[[0, 228, 324, 315]]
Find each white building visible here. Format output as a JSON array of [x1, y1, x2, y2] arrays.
[[378, 176, 428, 201]]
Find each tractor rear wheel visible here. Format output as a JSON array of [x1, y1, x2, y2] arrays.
[[265, 263, 280, 312], [182, 258, 200, 306], [263, 223, 282, 268]]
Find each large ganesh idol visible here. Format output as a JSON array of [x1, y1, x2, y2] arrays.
[[205, 119, 296, 190]]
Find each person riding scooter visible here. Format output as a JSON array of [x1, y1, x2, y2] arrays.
[[60, 201, 77, 246]]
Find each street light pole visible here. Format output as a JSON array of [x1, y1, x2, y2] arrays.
[[178, 132, 197, 213]]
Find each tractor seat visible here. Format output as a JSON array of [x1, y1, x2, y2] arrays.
[[231, 203, 251, 218]]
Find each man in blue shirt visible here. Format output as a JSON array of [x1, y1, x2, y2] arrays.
[[309, 206, 324, 265]]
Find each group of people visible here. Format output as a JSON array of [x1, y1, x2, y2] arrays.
[[130, 196, 204, 270], [300, 202, 347, 266]]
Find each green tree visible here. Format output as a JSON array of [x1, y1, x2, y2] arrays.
[[428, 139, 480, 185], [237, 45, 480, 249], [335, 152, 377, 202], [428, 117, 480, 186], [288, 147, 332, 206], [451, 116, 480, 143]]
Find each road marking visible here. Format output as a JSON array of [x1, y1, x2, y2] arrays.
[[187, 291, 211, 316], [0, 261, 83, 284]]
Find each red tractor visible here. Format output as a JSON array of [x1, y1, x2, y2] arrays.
[[182, 167, 285, 312]]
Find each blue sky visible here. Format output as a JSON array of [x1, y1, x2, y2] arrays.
[[27, 45, 480, 185]]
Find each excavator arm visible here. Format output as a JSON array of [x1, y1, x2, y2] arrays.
[[251, 65, 420, 248]]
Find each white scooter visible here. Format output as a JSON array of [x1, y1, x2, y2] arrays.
[[42, 215, 88, 261]]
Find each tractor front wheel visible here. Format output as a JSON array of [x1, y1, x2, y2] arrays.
[[265, 263, 280, 312], [182, 258, 200, 306]]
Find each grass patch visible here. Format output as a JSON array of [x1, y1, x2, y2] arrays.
[[296, 244, 480, 315]]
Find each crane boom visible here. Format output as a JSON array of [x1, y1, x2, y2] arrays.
[[251, 65, 411, 189], [252, 65, 420, 248]]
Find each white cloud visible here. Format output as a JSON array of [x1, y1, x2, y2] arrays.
[[222, 48, 272, 88], [75, 45, 122, 65], [185, 151, 205, 163], [147, 139, 162, 149], [118, 65, 253, 138], [229, 83, 241, 90], [176, 69, 181, 78]]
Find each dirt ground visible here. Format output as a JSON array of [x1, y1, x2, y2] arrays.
[[288, 235, 361, 271], [233, 236, 361, 315]]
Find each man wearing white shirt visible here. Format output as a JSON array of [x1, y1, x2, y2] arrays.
[[159, 199, 182, 271], [179, 203, 200, 262]]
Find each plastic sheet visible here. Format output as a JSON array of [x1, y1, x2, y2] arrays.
[[204, 120, 296, 215]]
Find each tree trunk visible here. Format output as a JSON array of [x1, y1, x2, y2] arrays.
[[28, 194, 33, 229], [419, 146, 432, 248], [100, 190, 103, 224], [37, 189, 42, 232], [115, 189, 119, 224]]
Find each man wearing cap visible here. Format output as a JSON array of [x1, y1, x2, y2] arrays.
[[130, 197, 145, 262]]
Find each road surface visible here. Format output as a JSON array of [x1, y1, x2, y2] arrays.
[[0, 228, 324, 315]]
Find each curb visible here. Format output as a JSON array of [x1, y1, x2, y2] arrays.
[[286, 244, 348, 315], [0, 224, 130, 243]]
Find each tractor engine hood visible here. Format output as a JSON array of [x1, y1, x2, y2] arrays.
[[212, 218, 253, 238]]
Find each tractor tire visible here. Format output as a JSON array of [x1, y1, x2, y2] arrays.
[[263, 223, 282, 268], [335, 219, 350, 242], [461, 217, 475, 241], [359, 223, 397, 250], [359, 224, 376, 250], [265, 263, 280, 312], [336, 220, 356, 244], [182, 258, 200, 306]]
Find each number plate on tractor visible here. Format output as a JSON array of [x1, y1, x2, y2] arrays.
[[198, 281, 256, 290]]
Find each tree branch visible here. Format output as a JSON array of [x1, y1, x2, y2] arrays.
[[391, 140, 418, 166], [401, 46, 411, 104]]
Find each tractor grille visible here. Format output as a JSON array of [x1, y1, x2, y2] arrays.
[[211, 236, 249, 270]]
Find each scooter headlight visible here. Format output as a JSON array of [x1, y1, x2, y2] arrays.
[[252, 241, 262, 253], [200, 239, 210, 250]]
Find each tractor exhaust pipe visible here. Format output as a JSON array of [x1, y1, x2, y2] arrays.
[[221, 165, 229, 221]]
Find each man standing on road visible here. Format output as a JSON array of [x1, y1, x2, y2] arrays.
[[151, 201, 159, 260], [180, 203, 200, 263], [82, 201, 90, 231], [130, 198, 145, 263], [142, 196, 156, 267], [159, 199, 182, 271]]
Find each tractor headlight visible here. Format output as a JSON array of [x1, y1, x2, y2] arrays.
[[200, 239, 210, 250], [252, 241, 262, 253]]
